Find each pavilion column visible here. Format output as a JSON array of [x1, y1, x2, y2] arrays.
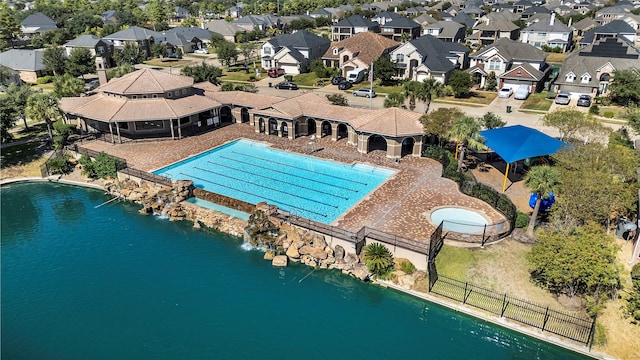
[[108, 122, 114, 144], [169, 119, 175, 140], [115, 122, 122, 144], [178, 121, 182, 139], [502, 163, 510, 193]]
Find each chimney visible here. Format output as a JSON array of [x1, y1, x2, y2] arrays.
[[550, 13, 555, 26], [394, 7, 398, 13], [201, 21, 205, 29], [568, 17, 572, 27], [486, 18, 490, 25], [95, 57, 108, 86]]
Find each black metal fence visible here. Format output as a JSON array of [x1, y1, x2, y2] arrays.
[[430, 273, 596, 346]]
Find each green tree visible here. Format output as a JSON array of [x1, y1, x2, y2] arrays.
[[447, 70, 473, 98], [0, 94, 18, 142], [25, 92, 61, 140], [527, 224, 621, 305], [542, 108, 603, 142], [403, 80, 420, 111], [215, 41, 238, 71], [480, 112, 506, 129], [421, 107, 463, 146], [609, 127, 634, 148], [53, 73, 84, 97], [384, 91, 406, 108], [326, 93, 348, 106], [151, 42, 167, 58], [447, 115, 486, 171], [66, 47, 95, 78], [52, 119, 76, 149], [372, 54, 397, 84], [0, 3, 19, 50], [363, 243, 394, 278], [524, 165, 561, 236], [146, 0, 169, 30], [238, 42, 258, 63], [485, 71, 497, 91], [416, 78, 444, 113], [43, 46, 67, 75], [209, 33, 226, 48], [288, 17, 316, 30], [310, 58, 331, 78], [180, 62, 222, 84], [113, 42, 145, 66], [608, 68, 640, 106], [107, 63, 136, 79], [5, 83, 34, 130], [623, 104, 640, 133]]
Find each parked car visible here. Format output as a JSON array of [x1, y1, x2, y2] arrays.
[[498, 87, 513, 98], [555, 92, 571, 105], [577, 95, 591, 107], [274, 81, 298, 90], [352, 88, 376, 98], [514, 85, 530, 100], [331, 75, 346, 85], [194, 48, 209, 54], [268, 68, 285, 78], [338, 81, 352, 90], [84, 79, 99, 92]]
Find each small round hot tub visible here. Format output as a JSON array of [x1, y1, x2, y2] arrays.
[[429, 207, 490, 234]]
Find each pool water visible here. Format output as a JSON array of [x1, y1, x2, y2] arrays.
[[430, 207, 490, 234], [154, 139, 394, 223]]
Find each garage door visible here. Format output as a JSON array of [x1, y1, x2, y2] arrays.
[[502, 80, 531, 91], [279, 64, 300, 75], [557, 85, 591, 99]]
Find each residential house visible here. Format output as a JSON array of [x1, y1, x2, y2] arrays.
[[468, 38, 549, 93], [413, 13, 439, 28], [405, 7, 427, 17], [578, 20, 636, 47], [102, 26, 165, 59], [470, 19, 520, 46], [162, 32, 193, 56], [595, 4, 634, 24], [309, 8, 333, 20], [520, 14, 574, 52], [453, 12, 476, 29], [331, 15, 380, 41], [172, 6, 191, 22], [513, 0, 534, 13], [621, 13, 640, 43], [64, 35, 114, 67], [166, 27, 215, 49], [460, 6, 484, 20], [233, 15, 282, 32], [20, 12, 57, 36], [0, 49, 46, 83], [389, 34, 470, 83], [380, 17, 421, 42], [101, 10, 118, 25], [206, 20, 246, 43], [555, 37, 640, 97], [321, 32, 399, 75], [228, 6, 243, 18], [260, 30, 330, 74], [571, 17, 598, 37], [423, 21, 466, 43], [573, 2, 596, 16], [520, 6, 552, 20]]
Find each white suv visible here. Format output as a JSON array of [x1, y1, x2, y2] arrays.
[[353, 89, 376, 98]]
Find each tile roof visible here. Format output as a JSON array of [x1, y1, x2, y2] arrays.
[[474, 19, 519, 31], [334, 15, 378, 28], [267, 30, 330, 51], [474, 38, 546, 62], [99, 68, 194, 94], [523, 15, 572, 32], [425, 21, 465, 39], [0, 49, 45, 71], [20, 12, 56, 27], [64, 34, 106, 48], [383, 17, 421, 29], [103, 26, 164, 41], [206, 20, 246, 37], [166, 27, 215, 41], [407, 35, 470, 72], [321, 32, 400, 64]]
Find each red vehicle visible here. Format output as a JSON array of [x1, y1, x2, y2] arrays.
[[268, 68, 285, 78]]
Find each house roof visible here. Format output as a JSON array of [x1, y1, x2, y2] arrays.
[[20, 12, 56, 27], [103, 26, 163, 41], [267, 30, 330, 50], [163, 32, 192, 47], [499, 62, 545, 81], [334, 15, 378, 28], [233, 15, 280, 28], [406, 34, 470, 72], [166, 27, 215, 41], [99, 68, 194, 94], [572, 17, 598, 31], [521, 6, 551, 15], [474, 19, 519, 31], [383, 17, 420, 29], [453, 12, 475, 28], [0, 49, 45, 72], [523, 15, 572, 32], [322, 32, 399, 64], [425, 21, 465, 39], [414, 14, 438, 26], [64, 34, 107, 48], [580, 20, 635, 45], [474, 38, 547, 62], [206, 20, 245, 36]]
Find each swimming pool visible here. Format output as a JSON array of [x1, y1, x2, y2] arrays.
[[430, 207, 490, 234], [154, 139, 395, 224]]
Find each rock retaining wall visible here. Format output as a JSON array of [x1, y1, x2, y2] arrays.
[[194, 188, 255, 214]]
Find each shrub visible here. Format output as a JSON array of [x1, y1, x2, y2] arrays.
[[93, 152, 124, 179], [249, 75, 256, 81], [364, 243, 394, 278], [400, 260, 417, 275], [515, 211, 529, 228], [593, 322, 607, 346], [47, 154, 71, 174], [284, 75, 293, 82], [589, 105, 599, 115], [603, 111, 615, 118], [36, 75, 54, 84], [78, 154, 96, 178]]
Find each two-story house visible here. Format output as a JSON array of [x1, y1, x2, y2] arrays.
[[331, 15, 380, 41], [379, 17, 421, 42], [20, 12, 57, 36], [578, 20, 636, 47], [321, 32, 399, 76], [595, 4, 634, 25], [371, 11, 402, 26], [64, 35, 115, 67], [389, 34, 470, 83], [261, 30, 330, 75], [555, 37, 640, 97], [468, 38, 549, 93], [172, 6, 191, 22], [470, 19, 520, 46], [166, 27, 215, 50], [206, 20, 246, 43], [234, 15, 282, 32], [101, 10, 118, 25], [102, 26, 165, 59], [520, 14, 574, 52], [423, 21, 466, 43]]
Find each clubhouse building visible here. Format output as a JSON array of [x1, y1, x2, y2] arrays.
[[60, 68, 425, 158]]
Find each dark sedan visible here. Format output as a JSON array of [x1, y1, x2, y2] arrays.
[[577, 95, 591, 107], [338, 81, 352, 90], [274, 81, 298, 90], [331, 76, 346, 85]]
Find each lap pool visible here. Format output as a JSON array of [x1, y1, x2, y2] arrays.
[[153, 139, 395, 224]]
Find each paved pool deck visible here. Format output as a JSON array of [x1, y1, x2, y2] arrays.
[[80, 124, 521, 243]]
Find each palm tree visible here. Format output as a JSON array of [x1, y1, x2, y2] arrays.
[[384, 91, 406, 108], [363, 243, 394, 277], [416, 78, 444, 114], [403, 81, 420, 111], [447, 115, 487, 171], [524, 165, 561, 236], [25, 92, 61, 140]]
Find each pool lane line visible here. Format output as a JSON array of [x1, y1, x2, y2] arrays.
[[230, 151, 370, 186], [182, 173, 328, 218], [209, 160, 352, 199], [216, 156, 360, 193], [191, 166, 339, 209]]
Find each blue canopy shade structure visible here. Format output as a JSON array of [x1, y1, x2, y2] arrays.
[[479, 125, 569, 191]]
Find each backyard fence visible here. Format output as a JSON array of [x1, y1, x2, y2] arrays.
[[429, 273, 596, 346]]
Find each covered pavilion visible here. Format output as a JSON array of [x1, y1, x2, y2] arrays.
[[479, 125, 569, 192]]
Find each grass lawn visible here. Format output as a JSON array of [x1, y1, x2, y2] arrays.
[[351, 81, 401, 95], [434, 245, 479, 281], [521, 91, 553, 111], [545, 52, 569, 63], [596, 105, 630, 121], [292, 73, 324, 87], [144, 59, 192, 67], [31, 83, 54, 92], [10, 122, 49, 141], [437, 91, 497, 105]]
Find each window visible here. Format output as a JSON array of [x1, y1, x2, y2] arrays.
[[118, 122, 129, 129], [565, 73, 575, 82], [182, 89, 187, 95], [135, 121, 164, 130], [488, 60, 501, 70], [333, 48, 339, 55], [581, 74, 591, 83], [537, 32, 547, 37], [180, 117, 190, 125], [131, 95, 137, 100], [142, 95, 148, 99], [264, 47, 271, 55], [97, 46, 104, 54], [152, 94, 158, 99], [167, 92, 172, 98], [396, 54, 405, 62]]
